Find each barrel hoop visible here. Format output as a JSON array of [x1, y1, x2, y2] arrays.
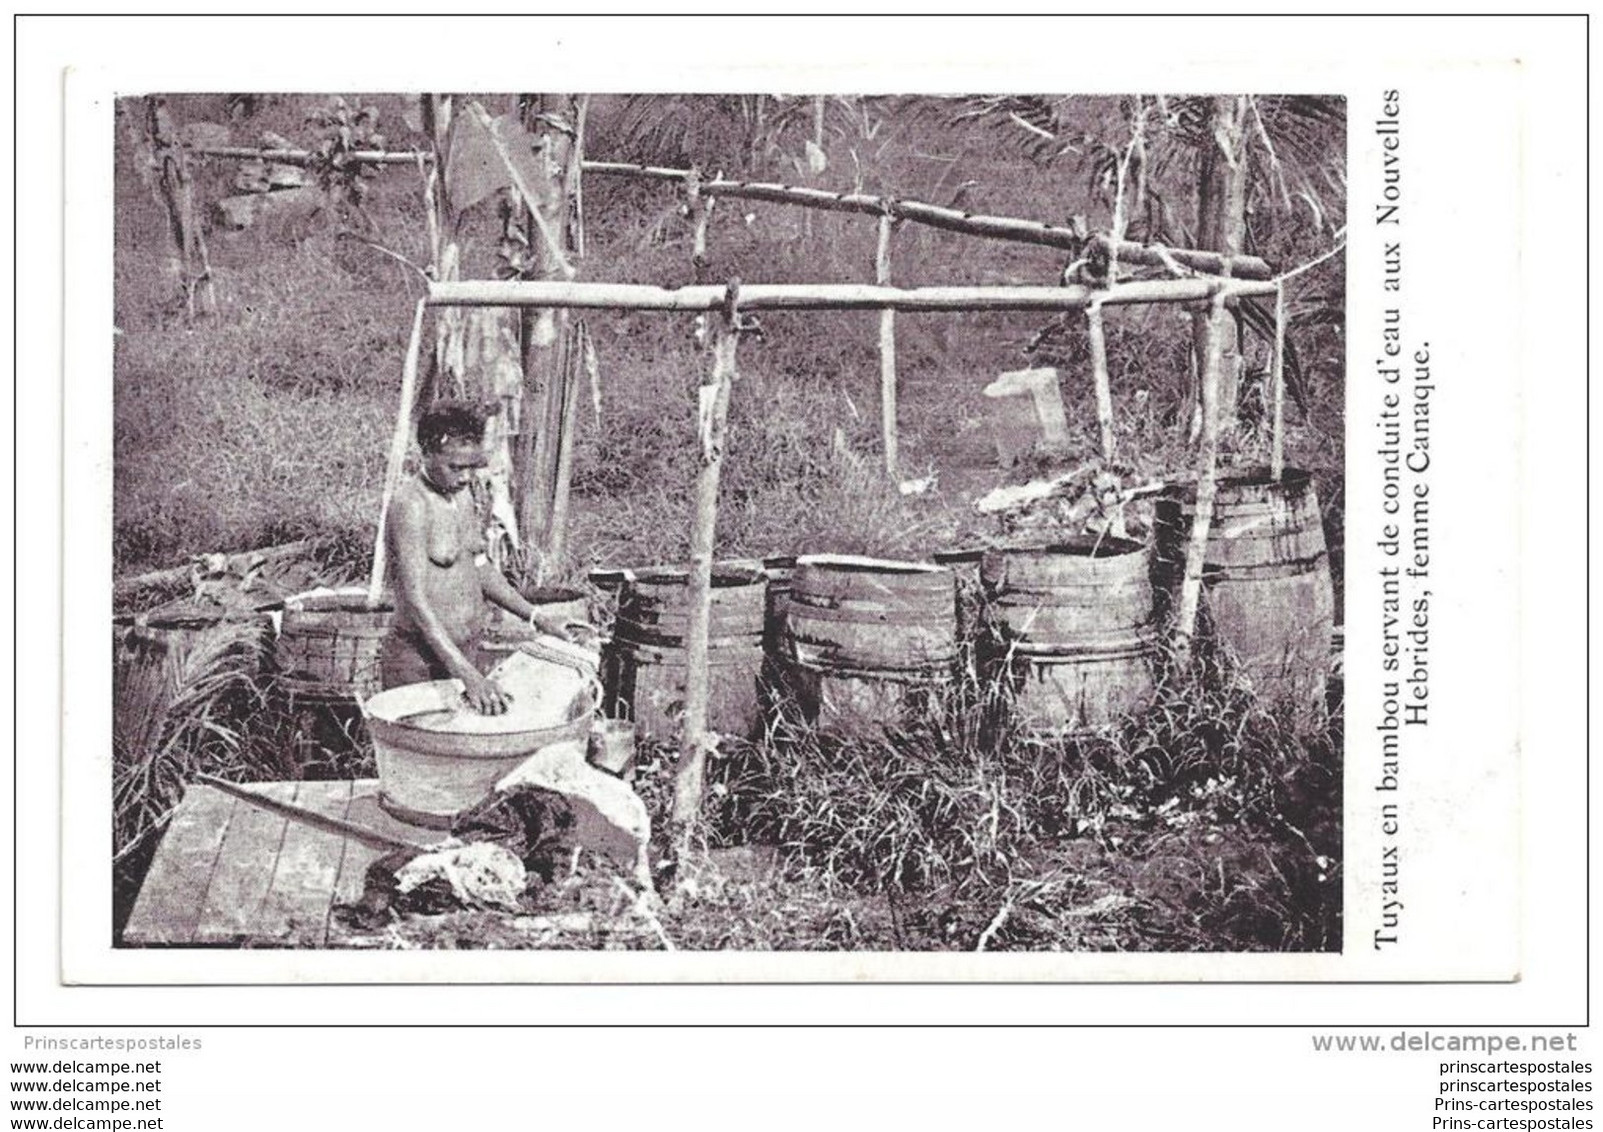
[[989, 588, 1152, 609], [277, 674, 370, 701], [784, 600, 954, 627], [790, 657, 953, 682], [615, 638, 764, 666], [1006, 639, 1157, 662], [377, 792, 461, 830], [998, 620, 1158, 656], [279, 622, 392, 641], [1203, 550, 1327, 581], [614, 627, 764, 651]]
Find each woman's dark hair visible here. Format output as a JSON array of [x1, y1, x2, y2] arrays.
[[416, 399, 488, 453]]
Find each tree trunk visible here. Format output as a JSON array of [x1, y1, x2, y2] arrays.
[[145, 97, 217, 320], [515, 94, 585, 581]]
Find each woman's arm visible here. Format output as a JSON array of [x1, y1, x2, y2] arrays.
[[480, 563, 577, 637]]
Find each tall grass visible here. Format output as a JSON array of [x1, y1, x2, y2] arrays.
[[113, 621, 270, 860], [697, 659, 1340, 950]]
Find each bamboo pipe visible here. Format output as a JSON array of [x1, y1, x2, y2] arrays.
[[113, 539, 317, 600], [191, 148, 1274, 279], [671, 325, 739, 851], [875, 213, 899, 477], [189, 145, 433, 165], [581, 162, 1273, 278], [1086, 299, 1116, 461], [426, 278, 1278, 312], [368, 299, 428, 606], [1270, 281, 1287, 480], [1172, 290, 1229, 668]]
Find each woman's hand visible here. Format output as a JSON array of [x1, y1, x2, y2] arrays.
[[559, 620, 602, 647], [460, 670, 510, 715]]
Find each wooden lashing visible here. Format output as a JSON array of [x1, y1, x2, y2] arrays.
[[876, 210, 899, 476], [1173, 287, 1230, 669], [1270, 280, 1287, 480], [1086, 298, 1116, 461], [670, 283, 749, 857]]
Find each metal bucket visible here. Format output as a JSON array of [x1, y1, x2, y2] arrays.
[[362, 663, 594, 829]]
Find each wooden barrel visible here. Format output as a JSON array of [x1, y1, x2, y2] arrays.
[[1154, 469, 1335, 715], [759, 554, 798, 659], [274, 588, 395, 704], [117, 608, 274, 669], [482, 586, 592, 659], [981, 538, 1157, 733], [603, 566, 767, 741], [783, 555, 957, 736]]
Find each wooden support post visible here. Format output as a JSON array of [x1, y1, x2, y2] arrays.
[[671, 314, 740, 856], [369, 299, 428, 606], [1191, 95, 1249, 431], [1270, 281, 1287, 480], [1173, 289, 1229, 669], [1086, 298, 1116, 462], [875, 212, 899, 476]]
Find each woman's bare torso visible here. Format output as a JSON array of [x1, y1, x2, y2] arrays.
[[390, 476, 486, 648]]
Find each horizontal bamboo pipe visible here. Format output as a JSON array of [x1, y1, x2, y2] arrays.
[[584, 161, 1273, 279], [188, 148, 1274, 279], [426, 278, 1276, 312], [189, 145, 431, 165], [112, 539, 316, 601]]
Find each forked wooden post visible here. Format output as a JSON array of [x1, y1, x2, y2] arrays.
[[1270, 281, 1287, 480], [875, 212, 899, 476], [671, 310, 741, 853], [1086, 298, 1116, 461], [369, 299, 428, 605], [1173, 289, 1229, 667]]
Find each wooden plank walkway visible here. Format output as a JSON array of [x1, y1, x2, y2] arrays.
[[122, 779, 420, 947]]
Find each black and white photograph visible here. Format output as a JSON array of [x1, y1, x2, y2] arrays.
[[109, 90, 1347, 957], [14, 11, 1589, 1127]]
